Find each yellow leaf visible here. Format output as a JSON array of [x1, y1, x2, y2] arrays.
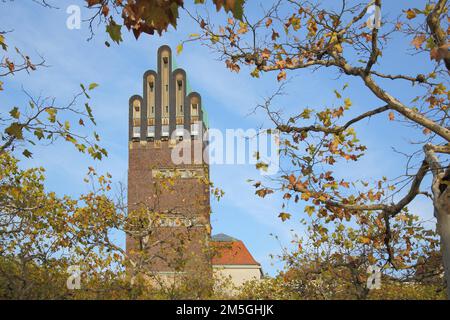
[[176, 43, 183, 55], [278, 212, 291, 222], [405, 9, 417, 19], [277, 70, 286, 81]]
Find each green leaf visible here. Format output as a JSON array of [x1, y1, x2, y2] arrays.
[[250, 68, 260, 78], [85, 103, 96, 125], [106, 19, 123, 44], [80, 84, 90, 99], [34, 129, 44, 140], [22, 149, 33, 158], [334, 90, 342, 99]]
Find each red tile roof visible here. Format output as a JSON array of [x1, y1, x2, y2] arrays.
[[211, 240, 260, 266]]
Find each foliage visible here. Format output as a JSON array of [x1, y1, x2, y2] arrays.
[[84, 0, 245, 43]]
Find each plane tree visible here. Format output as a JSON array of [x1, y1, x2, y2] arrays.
[[184, 0, 450, 296]]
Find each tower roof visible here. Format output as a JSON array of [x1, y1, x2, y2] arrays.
[[211, 233, 238, 242]]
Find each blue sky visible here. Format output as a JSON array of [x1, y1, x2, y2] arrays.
[[0, 0, 437, 275]]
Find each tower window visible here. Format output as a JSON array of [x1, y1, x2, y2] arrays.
[[191, 103, 198, 116], [163, 57, 168, 64], [151, 106, 154, 114], [134, 105, 140, 112], [149, 81, 154, 92], [180, 105, 183, 113], [165, 84, 169, 92], [165, 106, 169, 113], [177, 80, 183, 91], [133, 126, 140, 138]]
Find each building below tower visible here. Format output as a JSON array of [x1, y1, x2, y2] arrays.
[[211, 233, 263, 287]]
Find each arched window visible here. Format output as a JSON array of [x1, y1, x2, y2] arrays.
[[132, 100, 141, 139]]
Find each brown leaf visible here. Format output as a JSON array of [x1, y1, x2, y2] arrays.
[[388, 111, 395, 121], [271, 29, 279, 41], [101, 5, 109, 17], [411, 34, 426, 49], [255, 188, 274, 198], [430, 44, 450, 61]]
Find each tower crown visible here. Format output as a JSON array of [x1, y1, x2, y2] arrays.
[[129, 45, 207, 142]]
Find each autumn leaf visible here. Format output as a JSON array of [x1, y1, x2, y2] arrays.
[[9, 107, 20, 119], [46, 108, 57, 123], [305, 206, 315, 216], [106, 19, 122, 44], [88, 83, 99, 90], [277, 70, 286, 81], [307, 18, 317, 37], [250, 68, 260, 78], [430, 44, 450, 62], [237, 21, 248, 34], [279, 212, 291, 222], [34, 129, 44, 140], [405, 9, 417, 19], [101, 5, 109, 17], [22, 149, 33, 158], [5, 122, 24, 140], [339, 181, 350, 188], [0, 34, 7, 51], [423, 128, 431, 135], [255, 188, 274, 198], [85, 103, 96, 125], [256, 162, 269, 171], [334, 90, 342, 99], [388, 112, 395, 121], [411, 34, 426, 49], [301, 192, 310, 201], [271, 29, 279, 41], [176, 43, 183, 55], [5, 58, 14, 73], [359, 236, 371, 245]]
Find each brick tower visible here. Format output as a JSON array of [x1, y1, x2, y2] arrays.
[[126, 45, 211, 276]]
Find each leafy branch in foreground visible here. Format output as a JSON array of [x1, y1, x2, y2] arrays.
[[0, 84, 107, 161], [83, 0, 245, 43]]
